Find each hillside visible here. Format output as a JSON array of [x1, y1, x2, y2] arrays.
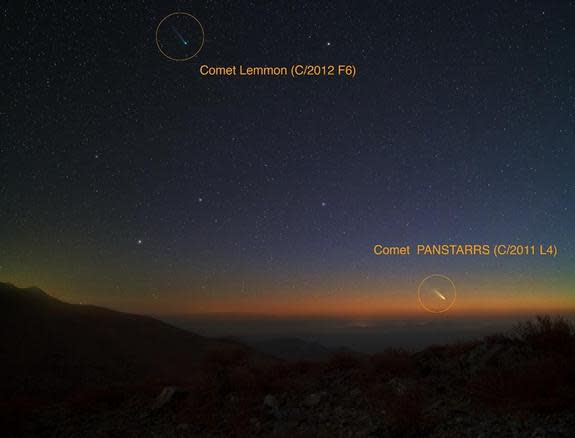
[[2, 282, 575, 437], [0, 282, 270, 401]]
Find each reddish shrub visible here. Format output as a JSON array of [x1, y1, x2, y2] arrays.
[[205, 344, 250, 367], [326, 351, 363, 370], [368, 348, 416, 378], [381, 386, 437, 437], [514, 315, 575, 356], [226, 365, 259, 393], [66, 387, 129, 412], [483, 332, 512, 345], [429, 339, 482, 359], [468, 356, 575, 412], [290, 359, 324, 376]]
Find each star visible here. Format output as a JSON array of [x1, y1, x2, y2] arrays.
[[137, 239, 143, 245], [326, 41, 331, 47], [321, 201, 327, 207]]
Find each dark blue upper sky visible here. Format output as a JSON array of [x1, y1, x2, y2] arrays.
[[3, 0, 574, 313]]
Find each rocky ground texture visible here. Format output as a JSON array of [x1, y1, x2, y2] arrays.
[[4, 316, 575, 437]]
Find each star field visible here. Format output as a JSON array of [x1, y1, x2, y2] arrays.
[[2, 1, 575, 314]]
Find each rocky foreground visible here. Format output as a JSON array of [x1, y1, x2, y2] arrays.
[[1, 283, 574, 437], [5, 316, 575, 438]]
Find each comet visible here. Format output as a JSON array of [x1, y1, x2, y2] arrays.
[[171, 25, 188, 45], [433, 288, 446, 300]]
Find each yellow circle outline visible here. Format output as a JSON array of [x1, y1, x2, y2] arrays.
[[417, 274, 457, 313], [155, 12, 205, 61]]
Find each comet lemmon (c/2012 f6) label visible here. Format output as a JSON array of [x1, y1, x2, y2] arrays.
[[372, 243, 558, 257], [199, 64, 357, 78]]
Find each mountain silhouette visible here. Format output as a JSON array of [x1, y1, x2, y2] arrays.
[[3, 282, 575, 437], [0, 282, 268, 401]]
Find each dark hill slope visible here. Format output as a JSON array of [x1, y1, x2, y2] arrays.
[[0, 282, 269, 400]]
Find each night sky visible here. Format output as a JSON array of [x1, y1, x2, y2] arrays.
[[3, 1, 575, 316]]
